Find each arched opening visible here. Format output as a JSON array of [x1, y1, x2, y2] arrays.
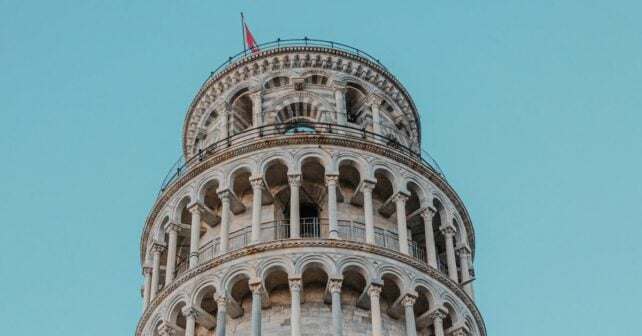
[[345, 83, 367, 124], [406, 182, 427, 262], [432, 199, 449, 275], [264, 159, 291, 239], [194, 284, 218, 333], [301, 264, 329, 303], [264, 268, 291, 306], [299, 157, 327, 237], [230, 88, 253, 134], [304, 74, 329, 85], [264, 76, 290, 90]]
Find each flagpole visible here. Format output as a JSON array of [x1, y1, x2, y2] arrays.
[[241, 12, 247, 55]]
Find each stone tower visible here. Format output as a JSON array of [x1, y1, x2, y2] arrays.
[[137, 39, 485, 336]]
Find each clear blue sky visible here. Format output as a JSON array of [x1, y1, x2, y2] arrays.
[[1, 1, 641, 335]]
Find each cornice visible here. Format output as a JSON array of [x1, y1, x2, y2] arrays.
[[141, 135, 476, 264], [135, 239, 486, 336]]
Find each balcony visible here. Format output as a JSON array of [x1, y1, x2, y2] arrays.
[[174, 217, 427, 278]]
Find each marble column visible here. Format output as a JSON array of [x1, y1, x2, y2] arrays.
[[250, 282, 263, 336], [393, 193, 410, 255], [220, 106, 230, 148], [362, 181, 376, 244], [421, 208, 438, 268], [288, 175, 301, 239], [189, 204, 204, 268], [150, 242, 165, 299], [328, 279, 343, 336], [215, 295, 227, 336], [401, 294, 417, 336], [289, 278, 302, 336], [165, 223, 179, 283], [218, 190, 232, 254], [250, 177, 264, 244], [182, 307, 198, 336], [368, 284, 383, 336], [325, 175, 339, 239], [250, 86, 263, 128], [369, 97, 382, 137], [430, 310, 447, 336], [332, 81, 347, 127], [142, 265, 152, 310], [457, 246, 473, 297], [440, 225, 458, 282]]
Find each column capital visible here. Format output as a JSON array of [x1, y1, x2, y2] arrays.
[[249, 177, 264, 190], [450, 326, 469, 336], [164, 222, 180, 233], [188, 202, 205, 215], [421, 206, 438, 221], [248, 84, 264, 95], [151, 241, 166, 254], [392, 192, 410, 203], [367, 283, 382, 297], [366, 94, 384, 107], [331, 80, 347, 92], [288, 278, 302, 291], [360, 179, 377, 192], [217, 189, 233, 202], [214, 294, 227, 307], [181, 306, 199, 319], [157, 322, 177, 336], [324, 174, 339, 186], [428, 306, 449, 321], [249, 281, 263, 295], [327, 279, 343, 294], [456, 245, 472, 257], [439, 225, 457, 237], [142, 265, 153, 276], [288, 174, 302, 187], [401, 293, 417, 307]]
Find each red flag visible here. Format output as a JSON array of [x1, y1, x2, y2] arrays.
[[244, 23, 260, 53]]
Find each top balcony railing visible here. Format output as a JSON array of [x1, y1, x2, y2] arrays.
[[204, 37, 387, 84], [158, 121, 445, 197]]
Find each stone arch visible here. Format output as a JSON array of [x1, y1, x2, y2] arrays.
[[164, 291, 190, 322], [147, 314, 164, 336], [189, 275, 220, 306], [336, 256, 376, 282], [256, 257, 295, 280], [257, 69, 297, 87], [223, 80, 258, 105], [221, 266, 256, 295], [224, 159, 258, 186], [258, 153, 294, 177], [172, 192, 193, 225], [263, 92, 335, 125], [331, 152, 368, 177], [294, 254, 336, 275], [440, 296, 462, 330], [292, 148, 331, 173], [195, 170, 224, 205], [412, 279, 439, 308], [376, 264, 409, 291]]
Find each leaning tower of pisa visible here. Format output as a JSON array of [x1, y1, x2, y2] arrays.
[[137, 39, 485, 336]]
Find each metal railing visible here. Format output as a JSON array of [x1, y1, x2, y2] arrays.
[[176, 217, 428, 278], [206, 37, 387, 84], [158, 121, 445, 196]]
